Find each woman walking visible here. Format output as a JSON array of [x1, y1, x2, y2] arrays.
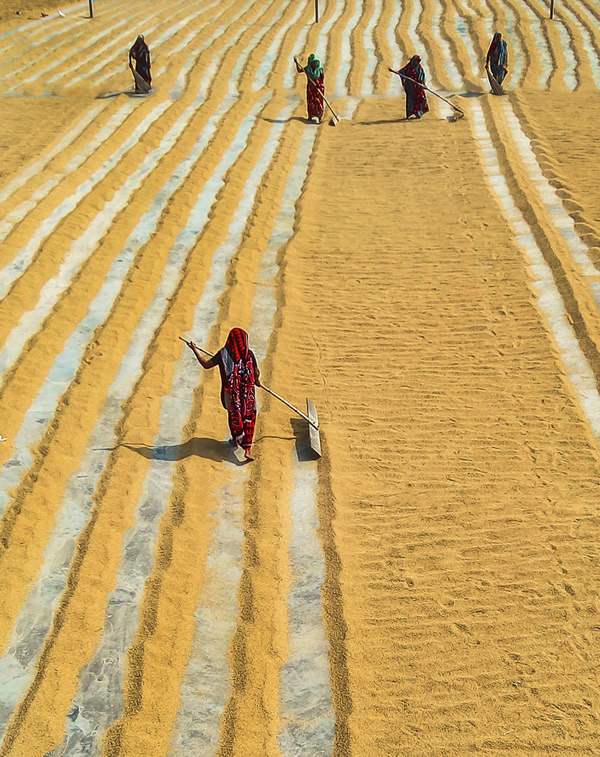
[[295, 54, 325, 123], [395, 55, 429, 119], [129, 34, 152, 93], [185, 328, 260, 462], [486, 32, 508, 88]]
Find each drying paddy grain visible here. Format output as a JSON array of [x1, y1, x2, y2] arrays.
[[0, 0, 599, 754]]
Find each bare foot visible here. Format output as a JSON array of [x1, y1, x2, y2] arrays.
[[244, 449, 255, 462]]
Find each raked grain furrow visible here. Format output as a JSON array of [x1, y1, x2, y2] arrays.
[[41, 0, 223, 96], [3, 0, 244, 268], [508, 90, 600, 252], [521, 0, 573, 89], [559, 0, 600, 88], [531, 0, 581, 89], [3, 0, 189, 94], [0, 0, 338, 752], [394, 0, 426, 78], [478, 95, 600, 388], [417, 0, 462, 90], [371, 0, 396, 92], [274, 95, 600, 752], [492, 0, 553, 88], [445, 0, 485, 89], [0, 0, 150, 84], [0, 100, 110, 208], [0, 2, 92, 60], [0, 0, 299, 634], [0, 0, 272, 426], [12, 0, 230, 96], [0, 100, 136, 245]]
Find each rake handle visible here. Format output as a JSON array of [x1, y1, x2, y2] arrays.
[[294, 57, 339, 123], [179, 337, 319, 431], [388, 68, 464, 115]]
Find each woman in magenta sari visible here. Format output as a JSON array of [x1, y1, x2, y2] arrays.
[[396, 55, 429, 119], [295, 54, 325, 123], [186, 329, 260, 461]]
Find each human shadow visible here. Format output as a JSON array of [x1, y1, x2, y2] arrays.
[[100, 437, 241, 464], [354, 116, 425, 125], [96, 90, 153, 100], [262, 116, 314, 124], [96, 90, 130, 99]]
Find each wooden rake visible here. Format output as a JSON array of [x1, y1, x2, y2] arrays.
[[388, 67, 465, 119], [179, 337, 322, 457]]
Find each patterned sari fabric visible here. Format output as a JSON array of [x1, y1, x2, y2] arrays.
[[487, 32, 508, 85], [129, 35, 152, 90], [399, 56, 429, 119], [218, 329, 257, 451], [306, 75, 325, 119]]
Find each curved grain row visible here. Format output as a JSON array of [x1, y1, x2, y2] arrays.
[[0, 0, 336, 752], [480, 93, 600, 399], [561, 0, 600, 88], [0, 1, 139, 79], [3, 0, 192, 94]]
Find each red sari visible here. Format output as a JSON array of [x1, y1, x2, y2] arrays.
[[398, 55, 429, 119], [217, 329, 258, 451], [296, 55, 325, 121], [306, 75, 324, 120]]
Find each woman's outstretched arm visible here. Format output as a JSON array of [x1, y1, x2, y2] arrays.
[[185, 340, 218, 369]]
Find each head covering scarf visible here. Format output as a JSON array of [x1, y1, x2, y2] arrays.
[[219, 329, 257, 449], [407, 55, 425, 82], [306, 53, 324, 81], [130, 35, 147, 57]]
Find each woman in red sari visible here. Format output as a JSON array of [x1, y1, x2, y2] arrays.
[[395, 55, 429, 119], [186, 329, 260, 461], [295, 54, 325, 123]]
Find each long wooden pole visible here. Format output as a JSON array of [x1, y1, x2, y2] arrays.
[[550, 0, 555, 18], [88, 0, 94, 17], [315, 0, 319, 23], [388, 68, 464, 116], [178, 338, 320, 431]]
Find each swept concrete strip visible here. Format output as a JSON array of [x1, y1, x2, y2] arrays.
[[0, 102, 107, 206], [470, 99, 600, 436], [501, 100, 600, 301], [0, 103, 135, 244], [37, 99, 287, 756], [277, 98, 358, 756], [361, 0, 383, 96]]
